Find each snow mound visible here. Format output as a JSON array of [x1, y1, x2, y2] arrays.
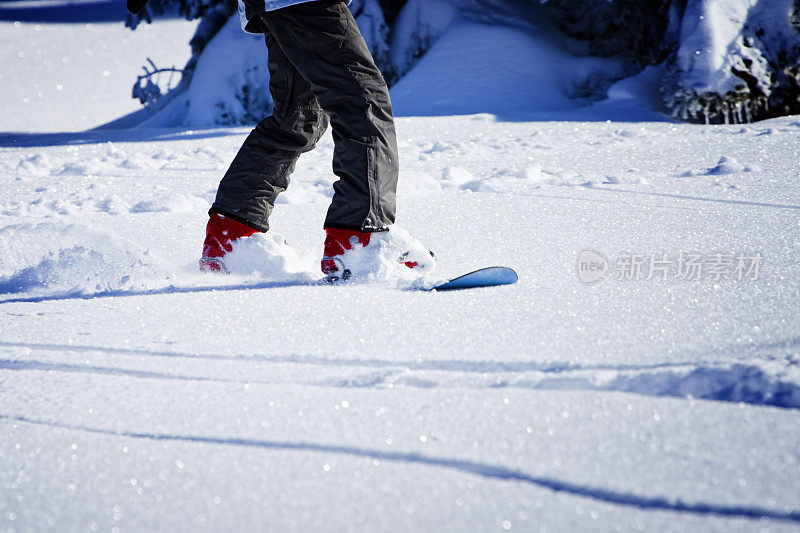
[[396, 171, 441, 196], [222, 233, 318, 282], [56, 158, 112, 176], [96, 195, 130, 215], [441, 165, 478, 188], [584, 63, 669, 121], [0, 223, 164, 298], [130, 194, 197, 213], [390, 19, 625, 117], [706, 156, 746, 175], [514, 165, 543, 181], [605, 362, 800, 409], [17, 154, 55, 175]]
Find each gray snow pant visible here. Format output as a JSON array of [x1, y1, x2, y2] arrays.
[[211, 0, 398, 233]]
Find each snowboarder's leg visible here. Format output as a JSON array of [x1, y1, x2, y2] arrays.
[[210, 29, 328, 232], [260, 0, 399, 232]]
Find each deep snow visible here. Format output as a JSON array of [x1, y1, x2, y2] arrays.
[[1, 10, 800, 533]]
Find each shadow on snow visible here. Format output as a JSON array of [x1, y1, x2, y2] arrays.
[[1, 413, 798, 524], [1, 338, 799, 409], [0, 0, 183, 23], [0, 127, 244, 148]]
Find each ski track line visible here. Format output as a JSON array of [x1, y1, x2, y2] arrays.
[[0, 279, 316, 305], [0, 340, 624, 372], [500, 188, 800, 214], [0, 276, 452, 304], [0, 358, 259, 385], [1, 413, 798, 524], [594, 187, 800, 211], [2, 342, 799, 409], [3, 335, 798, 368], [10, 339, 786, 374]]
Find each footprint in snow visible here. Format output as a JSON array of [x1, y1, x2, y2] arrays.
[[706, 156, 760, 175], [130, 194, 196, 213]]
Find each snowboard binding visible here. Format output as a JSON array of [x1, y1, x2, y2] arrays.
[[322, 256, 351, 283]]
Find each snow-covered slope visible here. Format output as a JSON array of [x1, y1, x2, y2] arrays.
[[3, 116, 800, 530], [390, 19, 620, 118], [1, 15, 800, 533]]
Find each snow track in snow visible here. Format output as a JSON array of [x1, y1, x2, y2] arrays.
[[2, 339, 799, 409], [2, 411, 799, 524]]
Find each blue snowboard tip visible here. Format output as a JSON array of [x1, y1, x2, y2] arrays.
[[432, 266, 518, 291]]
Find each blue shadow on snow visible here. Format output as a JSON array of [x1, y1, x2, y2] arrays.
[[0, 127, 244, 148], [1, 413, 799, 524], [0, 0, 183, 22], [0, 0, 126, 22]]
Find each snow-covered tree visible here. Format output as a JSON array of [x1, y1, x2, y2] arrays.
[[662, 0, 800, 123], [125, 0, 800, 126], [542, 0, 800, 123]]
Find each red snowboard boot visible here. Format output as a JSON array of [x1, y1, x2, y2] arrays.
[[321, 227, 372, 280], [321, 227, 435, 281], [199, 212, 258, 273]]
